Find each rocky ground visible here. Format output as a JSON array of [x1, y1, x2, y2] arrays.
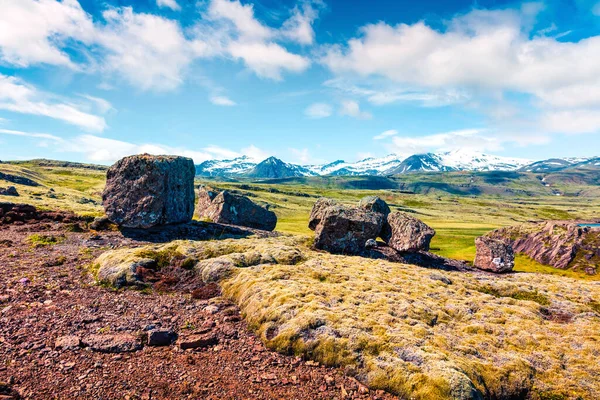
[[0, 215, 395, 400]]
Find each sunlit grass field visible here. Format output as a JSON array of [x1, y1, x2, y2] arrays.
[[2, 159, 599, 279]]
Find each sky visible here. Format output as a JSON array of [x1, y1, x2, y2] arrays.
[[1, 0, 600, 165]]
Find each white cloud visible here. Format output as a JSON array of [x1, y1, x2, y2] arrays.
[[210, 95, 237, 106], [0, 74, 106, 131], [79, 94, 114, 114], [373, 129, 398, 140], [304, 103, 332, 118], [228, 41, 310, 80], [242, 145, 270, 162], [542, 109, 600, 134], [0, 128, 64, 142], [0, 0, 314, 90], [389, 129, 500, 154], [322, 5, 600, 134], [280, 2, 321, 45], [289, 147, 310, 163], [0, 0, 94, 68], [324, 78, 469, 107], [339, 100, 372, 119], [97, 7, 198, 91], [157, 0, 181, 11], [207, 0, 273, 40]]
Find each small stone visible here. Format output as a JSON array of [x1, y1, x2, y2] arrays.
[[204, 305, 219, 314], [178, 333, 218, 350], [365, 238, 378, 249], [55, 335, 81, 351], [147, 329, 177, 347], [82, 334, 142, 353]]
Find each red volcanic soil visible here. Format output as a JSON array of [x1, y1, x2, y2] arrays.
[[0, 211, 394, 400]]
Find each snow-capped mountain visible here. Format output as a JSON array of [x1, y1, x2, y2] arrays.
[[519, 157, 599, 173], [195, 156, 256, 177], [386, 150, 530, 175], [245, 156, 317, 178], [307, 154, 402, 176], [194, 151, 598, 179]]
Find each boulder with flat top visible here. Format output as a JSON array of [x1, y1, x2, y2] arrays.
[[102, 154, 195, 229]]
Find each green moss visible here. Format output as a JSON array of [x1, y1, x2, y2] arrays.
[[474, 285, 550, 306], [26, 234, 64, 247]]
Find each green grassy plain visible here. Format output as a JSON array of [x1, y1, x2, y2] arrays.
[[2, 160, 600, 279]]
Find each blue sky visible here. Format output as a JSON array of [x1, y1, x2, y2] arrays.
[[1, 0, 600, 165]]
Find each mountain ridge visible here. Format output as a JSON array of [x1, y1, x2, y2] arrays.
[[194, 150, 599, 179]]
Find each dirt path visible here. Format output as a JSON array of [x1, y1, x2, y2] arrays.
[[0, 217, 395, 400]]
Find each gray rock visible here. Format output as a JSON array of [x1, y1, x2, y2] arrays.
[[196, 190, 277, 231], [82, 334, 142, 353], [308, 197, 338, 231], [384, 212, 435, 252], [0, 186, 18, 197], [365, 239, 378, 249], [314, 205, 384, 254], [102, 154, 195, 229], [147, 329, 177, 347], [474, 236, 514, 272], [358, 196, 391, 238]]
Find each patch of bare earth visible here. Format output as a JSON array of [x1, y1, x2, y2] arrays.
[[0, 219, 393, 400]]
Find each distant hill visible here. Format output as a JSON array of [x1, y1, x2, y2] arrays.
[[245, 157, 316, 179]]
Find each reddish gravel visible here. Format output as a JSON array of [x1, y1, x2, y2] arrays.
[[0, 215, 396, 400]]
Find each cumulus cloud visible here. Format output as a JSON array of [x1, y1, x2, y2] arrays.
[[280, 1, 322, 45], [304, 102, 332, 118], [97, 7, 199, 91], [157, 0, 181, 11], [339, 100, 372, 119], [242, 145, 270, 162], [322, 4, 600, 134], [0, 74, 106, 131], [228, 41, 310, 80], [0, 0, 314, 90], [210, 95, 237, 106], [0, 0, 94, 68], [373, 129, 398, 140]]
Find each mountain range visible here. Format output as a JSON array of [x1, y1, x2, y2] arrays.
[[195, 150, 600, 179]]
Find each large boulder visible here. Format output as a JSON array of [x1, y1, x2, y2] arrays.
[[308, 197, 338, 230], [474, 237, 514, 273], [358, 196, 391, 238], [102, 154, 195, 229], [314, 205, 384, 254], [357, 196, 390, 216], [196, 186, 219, 214], [384, 212, 435, 252], [196, 190, 277, 231]]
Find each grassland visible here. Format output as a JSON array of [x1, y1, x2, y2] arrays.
[[2, 160, 600, 278], [94, 236, 600, 399]]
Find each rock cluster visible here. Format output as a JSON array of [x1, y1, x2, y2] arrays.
[[486, 220, 600, 274], [195, 187, 277, 231], [0, 202, 83, 225], [0, 186, 19, 196], [308, 196, 435, 255], [474, 236, 514, 273], [102, 154, 195, 229]]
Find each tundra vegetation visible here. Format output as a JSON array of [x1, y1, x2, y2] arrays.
[[3, 159, 600, 399]]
